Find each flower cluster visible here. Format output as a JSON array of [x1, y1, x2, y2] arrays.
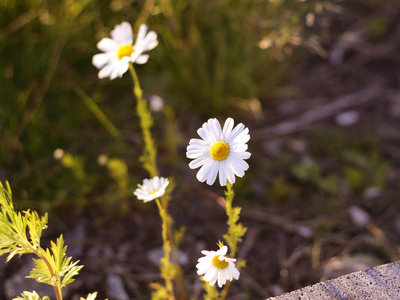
[[93, 22, 251, 291]]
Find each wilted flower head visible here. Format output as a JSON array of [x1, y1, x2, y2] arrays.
[[196, 245, 240, 288], [134, 176, 169, 202], [92, 22, 158, 80], [186, 118, 251, 186]]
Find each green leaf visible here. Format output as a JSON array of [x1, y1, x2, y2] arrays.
[[28, 235, 83, 288], [0, 182, 41, 261], [12, 291, 50, 300]]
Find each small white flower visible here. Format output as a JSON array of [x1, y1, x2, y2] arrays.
[[134, 176, 169, 202], [196, 245, 240, 288], [92, 22, 158, 80], [186, 118, 251, 186]]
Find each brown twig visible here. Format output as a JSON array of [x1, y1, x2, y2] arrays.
[[252, 86, 382, 140]]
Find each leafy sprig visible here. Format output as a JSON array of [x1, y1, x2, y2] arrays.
[[0, 181, 103, 300]]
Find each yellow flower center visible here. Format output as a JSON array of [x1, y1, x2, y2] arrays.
[[117, 44, 134, 60], [149, 190, 159, 195], [210, 141, 230, 161], [212, 255, 229, 269]]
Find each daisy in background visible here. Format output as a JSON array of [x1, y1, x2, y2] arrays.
[[186, 118, 251, 186], [92, 22, 158, 80], [134, 176, 169, 202], [196, 245, 240, 288]]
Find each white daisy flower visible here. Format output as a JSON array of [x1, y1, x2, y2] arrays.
[[196, 245, 240, 288], [92, 22, 158, 80], [186, 118, 251, 186], [134, 176, 169, 202]]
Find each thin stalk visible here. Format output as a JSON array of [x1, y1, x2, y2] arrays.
[[128, 63, 159, 177], [33, 247, 63, 300], [71, 82, 122, 140], [224, 183, 237, 256], [220, 182, 246, 300], [219, 281, 231, 300], [129, 63, 184, 298], [155, 198, 175, 300]]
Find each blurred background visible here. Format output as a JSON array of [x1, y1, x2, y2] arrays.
[[1, 0, 400, 299]]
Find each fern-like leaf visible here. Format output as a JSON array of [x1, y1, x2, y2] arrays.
[[28, 235, 83, 288], [12, 291, 50, 300]]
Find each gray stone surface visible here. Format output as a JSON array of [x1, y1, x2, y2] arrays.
[[266, 261, 400, 300]]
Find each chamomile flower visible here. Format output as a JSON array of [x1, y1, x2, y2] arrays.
[[92, 22, 158, 80], [186, 118, 251, 186], [196, 245, 240, 288], [134, 176, 169, 202]]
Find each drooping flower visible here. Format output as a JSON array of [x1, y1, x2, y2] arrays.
[[134, 176, 169, 202], [196, 245, 240, 288], [92, 22, 158, 80], [186, 118, 251, 186]]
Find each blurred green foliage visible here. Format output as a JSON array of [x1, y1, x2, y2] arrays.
[[0, 0, 332, 208], [266, 131, 388, 216]]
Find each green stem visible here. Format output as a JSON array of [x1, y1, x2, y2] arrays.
[[129, 64, 182, 299], [155, 198, 175, 300], [219, 281, 231, 300], [128, 63, 159, 178], [220, 182, 246, 300], [32, 247, 63, 300], [72, 82, 122, 140], [224, 182, 237, 256]]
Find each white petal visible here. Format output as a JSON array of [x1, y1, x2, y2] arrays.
[[97, 38, 118, 52], [136, 24, 148, 44], [206, 162, 219, 185], [161, 178, 169, 190], [233, 128, 250, 144], [210, 118, 223, 140], [228, 155, 249, 177], [197, 262, 213, 276], [141, 31, 158, 51], [204, 267, 218, 283], [134, 54, 149, 64], [152, 176, 160, 189], [224, 268, 233, 281], [217, 270, 227, 288], [218, 246, 228, 256], [226, 123, 245, 144], [209, 278, 217, 286], [186, 145, 208, 158], [92, 53, 112, 69], [188, 156, 208, 169], [111, 21, 133, 44], [98, 63, 115, 79], [223, 160, 236, 185], [222, 118, 234, 138], [232, 151, 251, 160], [196, 159, 213, 183], [229, 264, 240, 280], [109, 61, 129, 79], [230, 142, 249, 153], [188, 138, 209, 148], [197, 126, 215, 143], [218, 162, 228, 186], [199, 118, 221, 143], [186, 149, 208, 159]]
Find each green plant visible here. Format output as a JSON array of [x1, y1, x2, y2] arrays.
[[0, 181, 104, 300], [150, 0, 329, 115]]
